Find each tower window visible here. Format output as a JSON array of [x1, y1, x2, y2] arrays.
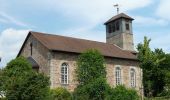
[[130, 68, 136, 87], [126, 23, 130, 30], [112, 24, 116, 32], [61, 63, 69, 84], [115, 67, 121, 85], [116, 21, 119, 31], [108, 25, 112, 33]]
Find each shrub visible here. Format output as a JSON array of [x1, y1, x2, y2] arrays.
[[2, 57, 50, 100], [50, 87, 72, 100], [76, 49, 106, 86], [107, 85, 139, 100], [73, 77, 111, 100]]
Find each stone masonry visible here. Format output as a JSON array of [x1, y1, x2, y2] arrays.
[[20, 34, 143, 94]]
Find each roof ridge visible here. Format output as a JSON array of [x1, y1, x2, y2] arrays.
[[30, 31, 124, 51], [26, 31, 137, 60]]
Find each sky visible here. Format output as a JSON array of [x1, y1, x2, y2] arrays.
[[0, 0, 170, 67]]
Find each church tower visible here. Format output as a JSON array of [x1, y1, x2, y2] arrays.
[[104, 13, 134, 51]]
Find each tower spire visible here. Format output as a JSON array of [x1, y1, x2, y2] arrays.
[[114, 4, 119, 14]]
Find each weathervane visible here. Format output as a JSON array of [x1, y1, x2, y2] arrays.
[[114, 4, 119, 14]]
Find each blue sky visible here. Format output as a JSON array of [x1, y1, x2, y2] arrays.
[[0, 0, 170, 67]]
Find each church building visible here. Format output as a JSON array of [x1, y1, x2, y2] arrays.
[[17, 13, 143, 94]]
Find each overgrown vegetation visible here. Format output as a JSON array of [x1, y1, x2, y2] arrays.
[[0, 50, 140, 100], [50, 87, 72, 100], [74, 49, 139, 100], [137, 36, 170, 98], [0, 57, 50, 100]]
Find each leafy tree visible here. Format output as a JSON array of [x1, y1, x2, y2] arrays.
[[137, 37, 168, 97], [0, 68, 5, 98], [50, 87, 72, 100], [74, 49, 139, 100], [74, 49, 110, 100], [1, 57, 50, 100], [76, 49, 106, 86]]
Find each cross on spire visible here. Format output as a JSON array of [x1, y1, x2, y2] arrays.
[[114, 4, 119, 14]]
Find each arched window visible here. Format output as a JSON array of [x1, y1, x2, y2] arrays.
[[130, 68, 136, 87], [61, 63, 68, 84], [115, 67, 121, 85]]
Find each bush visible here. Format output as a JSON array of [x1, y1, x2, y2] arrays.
[[2, 57, 50, 100], [73, 77, 111, 100], [107, 85, 139, 100], [50, 87, 72, 100], [76, 49, 106, 86]]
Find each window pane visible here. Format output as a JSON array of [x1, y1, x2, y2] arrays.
[[130, 69, 136, 87], [61, 63, 69, 84], [115, 67, 121, 85]]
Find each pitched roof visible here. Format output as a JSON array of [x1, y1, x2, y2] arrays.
[[18, 31, 138, 60], [104, 13, 134, 25]]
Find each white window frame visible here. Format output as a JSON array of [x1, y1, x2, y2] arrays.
[[61, 63, 69, 85], [115, 65, 122, 85], [130, 68, 136, 88]]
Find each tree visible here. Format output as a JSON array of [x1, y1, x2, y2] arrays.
[[137, 37, 167, 97], [74, 49, 139, 100], [1, 57, 50, 100], [76, 49, 106, 86], [74, 49, 110, 100]]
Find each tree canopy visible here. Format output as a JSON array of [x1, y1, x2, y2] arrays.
[[137, 36, 170, 97], [74, 49, 139, 100], [1, 57, 50, 100]]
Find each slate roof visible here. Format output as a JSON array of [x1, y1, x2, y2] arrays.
[[18, 31, 138, 60], [104, 13, 134, 25]]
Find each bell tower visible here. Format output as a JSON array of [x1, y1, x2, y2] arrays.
[[104, 13, 134, 51]]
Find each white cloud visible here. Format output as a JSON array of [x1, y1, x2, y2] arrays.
[[133, 31, 170, 53], [0, 28, 29, 68], [151, 34, 170, 53], [0, 12, 31, 27], [156, 0, 170, 21], [7, 0, 153, 28], [48, 0, 153, 26], [134, 16, 168, 26]]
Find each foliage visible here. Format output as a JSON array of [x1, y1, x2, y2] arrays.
[[75, 49, 139, 100], [1, 57, 50, 100], [74, 49, 111, 100], [107, 85, 139, 100], [160, 71, 170, 97], [76, 49, 106, 86], [50, 87, 72, 100], [73, 77, 111, 100], [137, 36, 170, 97]]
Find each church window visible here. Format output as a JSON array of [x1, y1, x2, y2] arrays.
[[30, 42, 33, 56], [115, 66, 121, 85], [130, 68, 136, 87], [61, 63, 69, 84]]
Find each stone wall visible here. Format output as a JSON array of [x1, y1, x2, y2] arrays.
[[50, 52, 78, 91], [50, 51, 142, 93], [20, 35, 50, 76], [19, 35, 142, 94]]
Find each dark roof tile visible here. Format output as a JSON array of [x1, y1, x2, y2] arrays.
[[28, 31, 137, 60]]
